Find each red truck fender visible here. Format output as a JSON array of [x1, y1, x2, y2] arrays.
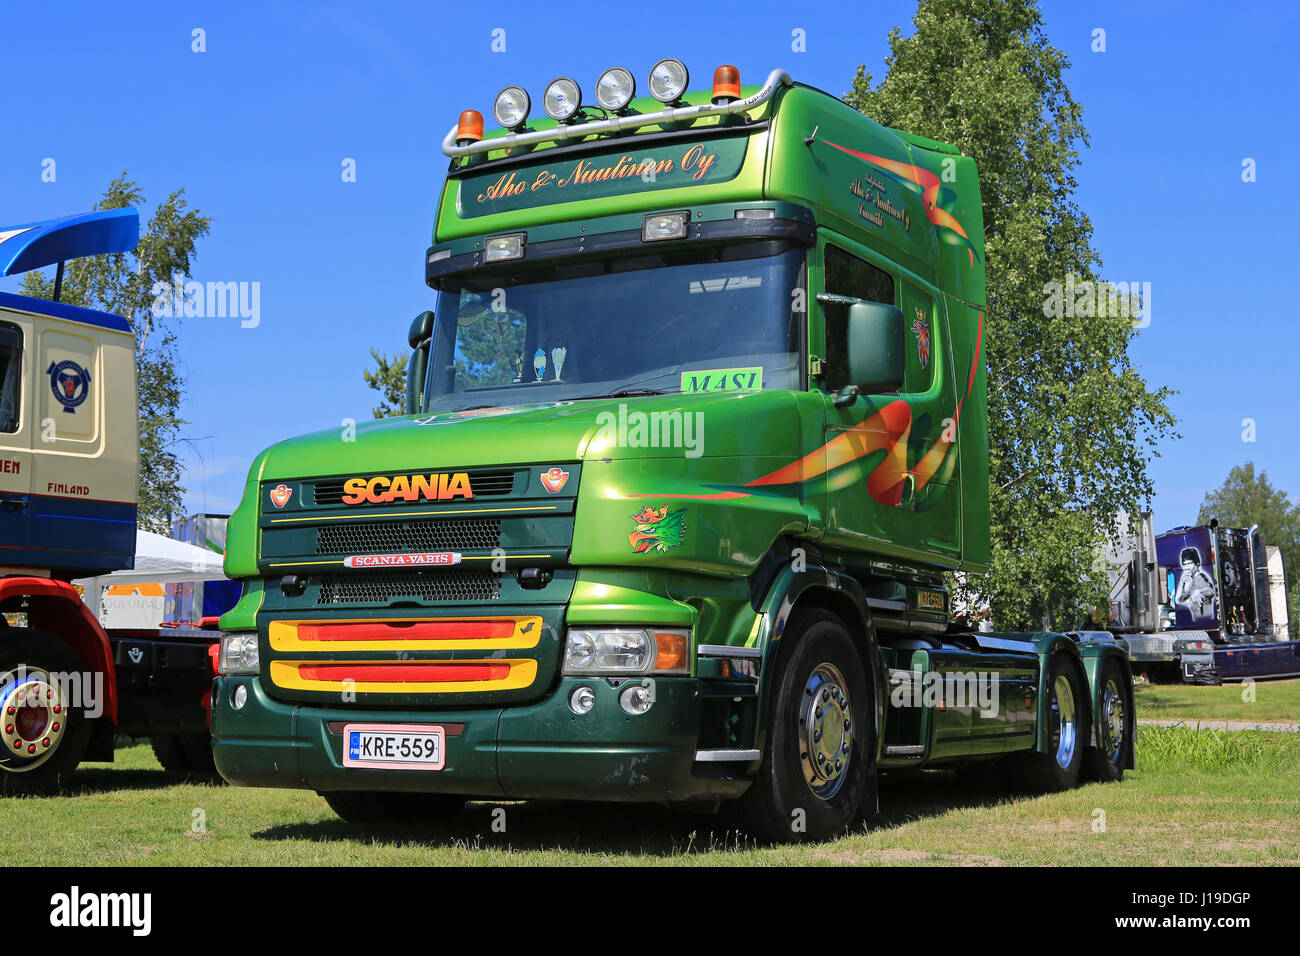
[[0, 577, 118, 723]]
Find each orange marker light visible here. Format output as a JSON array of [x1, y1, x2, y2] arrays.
[[653, 631, 689, 674], [712, 65, 741, 104], [456, 109, 484, 144]]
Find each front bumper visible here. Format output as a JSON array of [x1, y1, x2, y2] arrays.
[[212, 674, 749, 803]]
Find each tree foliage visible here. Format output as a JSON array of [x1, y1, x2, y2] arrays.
[[845, 0, 1176, 628], [363, 348, 408, 418], [1198, 462, 1300, 628], [20, 174, 210, 533]]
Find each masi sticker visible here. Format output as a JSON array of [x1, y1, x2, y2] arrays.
[[680, 367, 763, 393]]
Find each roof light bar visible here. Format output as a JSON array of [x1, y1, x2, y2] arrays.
[[442, 68, 792, 159]]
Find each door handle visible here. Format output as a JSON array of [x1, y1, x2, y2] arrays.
[[0, 494, 28, 512]]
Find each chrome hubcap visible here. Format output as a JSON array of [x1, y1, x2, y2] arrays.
[[799, 663, 853, 799], [0, 668, 67, 773], [1049, 674, 1077, 770], [1099, 679, 1125, 764]]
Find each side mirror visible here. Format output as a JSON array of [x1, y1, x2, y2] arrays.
[[847, 301, 905, 395], [406, 311, 434, 415]]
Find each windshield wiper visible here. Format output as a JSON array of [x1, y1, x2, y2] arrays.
[[576, 387, 668, 400]]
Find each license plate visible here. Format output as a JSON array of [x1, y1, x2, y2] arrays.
[[341, 723, 445, 770]]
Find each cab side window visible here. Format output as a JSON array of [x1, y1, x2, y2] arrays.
[[0, 323, 21, 433], [821, 244, 895, 392]]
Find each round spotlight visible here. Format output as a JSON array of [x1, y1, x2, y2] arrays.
[[595, 67, 636, 112], [648, 58, 689, 104], [493, 85, 531, 130], [543, 77, 582, 122], [569, 685, 596, 715], [232, 684, 248, 711]]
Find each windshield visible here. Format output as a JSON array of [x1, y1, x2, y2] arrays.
[[423, 239, 804, 412]]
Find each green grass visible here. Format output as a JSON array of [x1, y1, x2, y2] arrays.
[[3, 728, 1297, 866], [1133, 676, 1300, 723]]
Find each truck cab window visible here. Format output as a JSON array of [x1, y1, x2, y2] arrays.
[[820, 243, 895, 392], [0, 323, 21, 433]]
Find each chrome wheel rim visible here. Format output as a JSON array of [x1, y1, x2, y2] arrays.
[[1049, 673, 1077, 770], [1099, 678, 1125, 765], [799, 663, 853, 800], [1, 667, 67, 773]]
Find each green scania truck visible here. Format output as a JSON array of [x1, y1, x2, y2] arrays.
[[212, 60, 1135, 841]]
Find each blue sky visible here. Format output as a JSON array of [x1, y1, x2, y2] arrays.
[[1, 0, 1295, 526]]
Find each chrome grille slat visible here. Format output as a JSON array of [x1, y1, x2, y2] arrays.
[[315, 569, 502, 604], [316, 518, 501, 555]]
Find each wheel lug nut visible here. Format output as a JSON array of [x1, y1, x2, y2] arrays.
[[814, 730, 822, 742]]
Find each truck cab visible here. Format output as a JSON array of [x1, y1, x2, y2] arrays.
[[212, 61, 1134, 840]]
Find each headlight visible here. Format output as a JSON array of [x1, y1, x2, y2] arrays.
[[648, 57, 688, 104], [595, 67, 635, 111], [543, 77, 582, 122], [493, 85, 530, 130], [562, 627, 689, 675], [219, 633, 259, 675]]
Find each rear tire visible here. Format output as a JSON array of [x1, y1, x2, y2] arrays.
[[735, 609, 872, 843], [1085, 657, 1132, 782], [321, 790, 466, 824], [1009, 652, 1086, 792], [0, 631, 94, 796]]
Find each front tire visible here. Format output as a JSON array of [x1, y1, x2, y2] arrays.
[[0, 631, 94, 796], [321, 790, 466, 824], [736, 609, 872, 843]]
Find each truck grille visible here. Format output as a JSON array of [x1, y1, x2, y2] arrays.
[[316, 518, 501, 555], [316, 569, 501, 604]]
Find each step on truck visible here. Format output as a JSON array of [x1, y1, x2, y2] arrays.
[[0, 209, 222, 792], [1107, 511, 1297, 684], [212, 61, 1135, 841]]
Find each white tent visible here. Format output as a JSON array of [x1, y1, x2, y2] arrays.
[[74, 530, 228, 626]]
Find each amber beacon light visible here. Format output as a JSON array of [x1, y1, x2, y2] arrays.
[[455, 109, 484, 145], [712, 64, 741, 104]]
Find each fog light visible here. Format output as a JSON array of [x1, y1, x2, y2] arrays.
[[484, 233, 525, 262], [642, 211, 689, 242], [232, 684, 248, 710], [569, 685, 596, 715], [619, 682, 655, 715]]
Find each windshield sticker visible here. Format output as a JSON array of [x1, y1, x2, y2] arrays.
[[550, 346, 567, 381], [629, 505, 686, 555], [680, 367, 763, 393], [458, 137, 749, 218], [532, 348, 547, 381]]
